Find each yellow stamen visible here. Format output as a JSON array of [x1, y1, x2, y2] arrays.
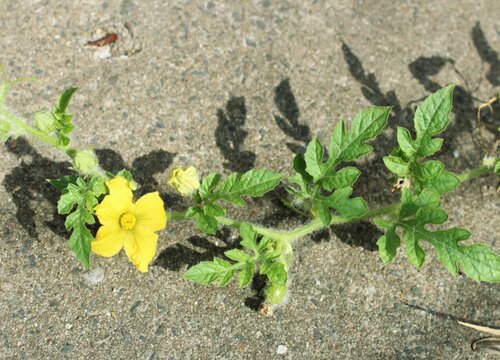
[[120, 213, 136, 230]]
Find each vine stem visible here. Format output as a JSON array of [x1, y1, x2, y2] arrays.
[[167, 162, 495, 244], [458, 165, 491, 183], [167, 203, 400, 244]]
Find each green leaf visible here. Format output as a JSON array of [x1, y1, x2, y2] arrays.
[[401, 223, 500, 282], [65, 205, 94, 269], [215, 169, 283, 206], [115, 169, 134, 182], [68, 221, 92, 269], [260, 261, 287, 285], [57, 191, 77, 214], [224, 249, 251, 262], [239, 262, 255, 288], [184, 259, 235, 286], [416, 170, 459, 195], [203, 203, 225, 217], [34, 112, 55, 132], [196, 213, 218, 235], [57, 87, 78, 113], [304, 139, 327, 181], [48, 175, 78, 192], [199, 173, 221, 199], [373, 218, 394, 230], [396, 127, 417, 157], [240, 223, 258, 254], [377, 226, 400, 263], [403, 229, 426, 268], [322, 166, 360, 191], [88, 175, 107, 197], [312, 187, 368, 226], [328, 106, 391, 168], [414, 160, 444, 180], [383, 156, 411, 177], [256, 236, 271, 253]]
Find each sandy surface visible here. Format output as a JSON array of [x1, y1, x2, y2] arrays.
[[0, 0, 499, 358]]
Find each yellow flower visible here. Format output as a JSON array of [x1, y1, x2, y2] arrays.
[[91, 176, 167, 272], [168, 166, 200, 195]]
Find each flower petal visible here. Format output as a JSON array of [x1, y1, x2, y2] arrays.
[[124, 229, 158, 272], [91, 225, 125, 257], [106, 176, 134, 201], [95, 193, 132, 227], [134, 192, 167, 232], [95, 177, 134, 227]]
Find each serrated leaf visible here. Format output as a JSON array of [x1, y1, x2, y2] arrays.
[[373, 217, 394, 230], [260, 261, 287, 285], [412, 84, 455, 158], [48, 175, 79, 192], [417, 170, 459, 195], [403, 229, 426, 268], [89, 175, 106, 197], [34, 112, 55, 132], [184, 260, 233, 285], [293, 153, 313, 183], [239, 262, 255, 288], [312, 199, 332, 226], [185, 207, 199, 218], [240, 223, 258, 253], [57, 192, 76, 214], [396, 127, 417, 157], [217, 270, 235, 287], [199, 173, 221, 199], [328, 106, 391, 168], [257, 236, 271, 253], [196, 213, 218, 235], [400, 223, 500, 282], [57, 87, 78, 113], [68, 222, 92, 269], [224, 248, 251, 262], [115, 169, 134, 182], [377, 226, 401, 263], [414, 160, 444, 180], [383, 156, 411, 177], [322, 166, 361, 191], [304, 139, 327, 181], [203, 203, 225, 217], [215, 169, 283, 206]]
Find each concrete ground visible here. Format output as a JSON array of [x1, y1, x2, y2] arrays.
[[0, 0, 499, 358]]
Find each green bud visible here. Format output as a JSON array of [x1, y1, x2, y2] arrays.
[[72, 149, 99, 176], [264, 283, 287, 305]]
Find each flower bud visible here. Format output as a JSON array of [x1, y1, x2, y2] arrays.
[[72, 149, 99, 176], [168, 166, 200, 196], [264, 283, 288, 305]]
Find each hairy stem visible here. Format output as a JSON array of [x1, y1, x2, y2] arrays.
[[458, 165, 492, 183]]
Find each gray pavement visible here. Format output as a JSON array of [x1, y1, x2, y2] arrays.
[[0, 1, 499, 359]]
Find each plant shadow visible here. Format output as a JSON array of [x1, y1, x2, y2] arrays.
[[2, 138, 181, 244]]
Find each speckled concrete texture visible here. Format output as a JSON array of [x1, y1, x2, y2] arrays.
[[0, 0, 499, 359]]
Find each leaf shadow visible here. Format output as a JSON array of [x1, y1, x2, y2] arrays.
[[2, 138, 181, 244]]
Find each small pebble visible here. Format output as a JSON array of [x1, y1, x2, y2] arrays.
[[276, 345, 288, 355], [65, 323, 73, 330], [453, 150, 459, 158], [83, 267, 104, 285]]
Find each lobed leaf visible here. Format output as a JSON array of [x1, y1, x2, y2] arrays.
[[215, 169, 283, 206]]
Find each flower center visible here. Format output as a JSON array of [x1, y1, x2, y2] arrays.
[[120, 213, 136, 230]]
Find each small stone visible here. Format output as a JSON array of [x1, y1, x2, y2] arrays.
[[83, 267, 104, 285], [276, 345, 288, 355], [65, 323, 73, 330], [453, 150, 459, 158]]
